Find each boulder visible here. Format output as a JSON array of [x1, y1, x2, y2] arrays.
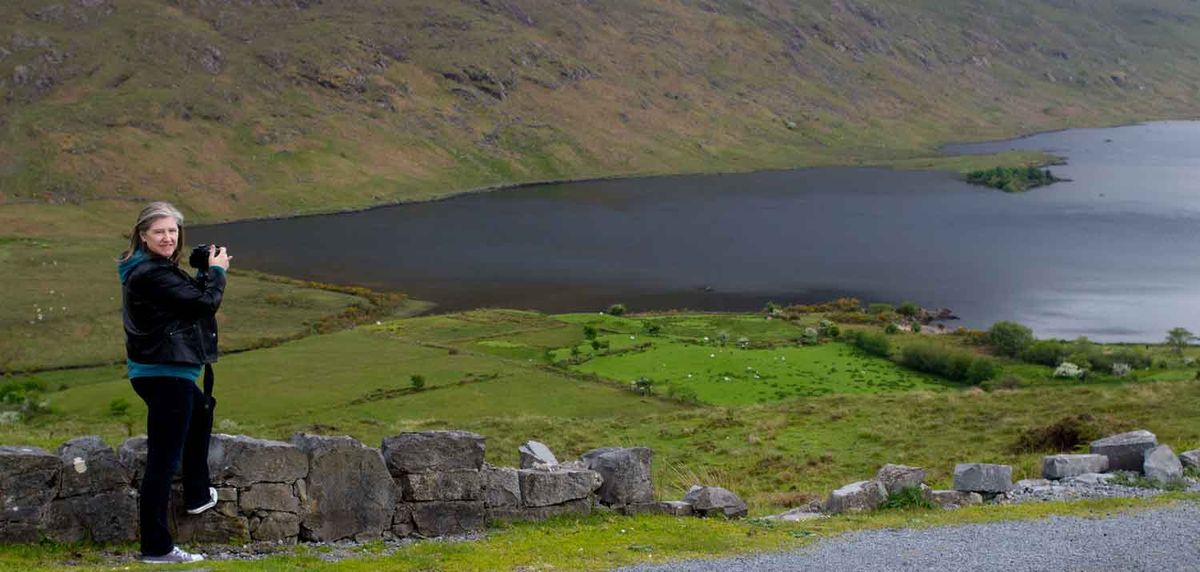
[[682, 485, 748, 518], [480, 464, 521, 510], [1041, 454, 1109, 480], [399, 470, 481, 502], [1089, 430, 1158, 473], [43, 488, 138, 543], [409, 501, 486, 537], [517, 469, 601, 507], [381, 431, 485, 475], [56, 436, 128, 497], [209, 434, 307, 487], [953, 463, 1012, 493], [875, 464, 926, 495], [250, 511, 301, 542], [657, 501, 694, 517], [239, 482, 300, 514], [117, 436, 147, 486], [0, 445, 61, 539], [581, 447, 654, 507], [519, 440, 559, 469], [1143, 445, 1184, 484], [928, 490, 983, 509], [1179, 449, 1199, 470], [824, 480, 887, 514], [291, 433, 396, 542]]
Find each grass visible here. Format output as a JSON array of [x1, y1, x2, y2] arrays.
[[0, 496, 1193, 570]]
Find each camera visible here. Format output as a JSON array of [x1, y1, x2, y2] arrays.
[[189, 243, 223, 271]]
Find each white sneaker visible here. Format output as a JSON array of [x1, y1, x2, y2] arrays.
[[141, 546, 205, 564], [185, 486, 218, 515]]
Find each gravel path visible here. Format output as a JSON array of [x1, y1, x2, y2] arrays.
[[619, 503, 1200, 572]]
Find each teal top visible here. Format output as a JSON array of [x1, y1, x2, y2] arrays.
[[118, 249, 225, 381]]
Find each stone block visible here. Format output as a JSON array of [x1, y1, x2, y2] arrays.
[[581, 447, 652, 507], [251, 511, 301, 542], [56, 436, 128, 497], [43, 488, 138, 543], [117, 436, 147, 486], [682, 485, 748, 518], [1179, 449, 1199, 470], [381, 431, 485, 475], [239, 482, 300, 513], [657, 500, 693, 517], [1143, 445, 1184, 484], [1041, 454, 1109, 480], [1064, 472, 1116, 485], [172, 504, 249, 543], [824, 480, 887, 514], [399, 470, 481, 502], [209, 434, 307, 487], [410, 501, 486, 537], [480, 464, 521, 509], [1089, 430, 1158, 473], [875, 464, 926, 495], [766, 507, 826, 521], [491, 498, 593, 522], [519, 441, 558, 469], [928, 490, 983, 509], [291, 433, 396, 542], [518, 469, 601, 507], [0, 445, 61, 539], [953, 463, 1012, 493]]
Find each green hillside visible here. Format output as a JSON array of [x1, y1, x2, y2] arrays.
[[2, 0, 1200, 221]]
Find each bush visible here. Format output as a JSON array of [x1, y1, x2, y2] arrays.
[[583, 325, 598, 340], [1020, 340, 1067, 366], [607, 304, 627, 316], [665, 383, 700, 404], [883, 323, 900, 335], [897, 301, 921, 317], [410, 375, 426, 391], [987, 321, 1034, 357], [911, 323, 921, 333], [817, 320, 840, 338], [879, 486, 935, 510], [844, 330, 891, 358], [899, 343, 997, 384], [1053, 362, 1085, 379]]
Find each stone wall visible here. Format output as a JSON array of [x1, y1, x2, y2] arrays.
[[0, 431, 636, 545]]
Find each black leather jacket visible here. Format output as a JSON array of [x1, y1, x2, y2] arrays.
[[122, 256, 226, 365]]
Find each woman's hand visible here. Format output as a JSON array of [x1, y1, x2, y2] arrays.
[[208, 245, 231, 270]]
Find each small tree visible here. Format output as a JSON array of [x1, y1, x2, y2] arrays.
[[607, 304, 627, 316], [1165, 327, 1196, 356], [410, 375, 426, 391], [988, 321, 1034, 357], [897, 301, 921, 318], [583, 325, 598, 340]]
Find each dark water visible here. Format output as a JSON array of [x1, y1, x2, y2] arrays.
[[194, 121, 1200, 342]]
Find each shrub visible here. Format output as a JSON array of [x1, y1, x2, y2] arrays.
[[899, 343, 997, 384], [666, 383, 700, 404], [632, 378, 654, 396], [911, 323, 921, 333], [410, 375, 426, 391], [1110, 347, 1151, 369], [897, 301, 921, 317], [879, 486, 935, 510], [1021, 340, 1067, 366], [607, 304, 627, 316], [884, 323, 900, 335], [108, 398, 131, 418], [583, 325, 598, 340], [868, 303, 894, 315], [987, 321, 1034, 357], [1111, 363, 1132, 377], [801, 328, 819, 345], [644, 323, 662, 336], [1053, 362, 1085, 379], [817, 320, 840, 338], [844, 330, 891, 358]]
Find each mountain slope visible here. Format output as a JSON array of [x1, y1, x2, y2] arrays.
[[2, 0, 1199, 220]]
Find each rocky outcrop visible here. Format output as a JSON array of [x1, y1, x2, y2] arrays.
[[953, 464, 1012, 494], [1143, 445, 1183, 485], [1042, 454, 1109, 480], [1089, 430, 1158, 473]]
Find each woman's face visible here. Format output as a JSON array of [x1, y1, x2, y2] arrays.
[[140, 217, 179, 259]]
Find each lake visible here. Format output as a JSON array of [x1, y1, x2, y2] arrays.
[[193, 121, 1200, 342]]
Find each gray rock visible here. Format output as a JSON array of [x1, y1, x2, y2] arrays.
[[239, 482, 300, 514], [1179, 449, 1199, 470], [1042, 454, 1109, 480], [519, 440, 559, 469], [391, 504, 415, 538], [0, 445, 61, 538], [1090, 430, 1158, 473], [291, 433, 396, 542], [581, 447, 654, 507], [56, 436, 128, 497], [825, 480, 887, 514], [491, 498, 593, 521], [409, 501, 486, 537], [209, 434, 307, 487], [1064, 472, 1117, 485], [658, 501, 694, 517], [399, 470, 481, 502], [381, 431, 485, 475], [172, 505, 250, 543], [480, 464, 521, 509], [953, 463, 1012, 493], [250, 511, 301, 542], [1015, 479, 1052, 490], [682, 485, 748, 518], [875, 464, 926, 495], [766, 507, 827, 521], [1143, 445, 1184, 484], [518, 468, 601, 507], [117, 436, 147, 486], [929, 490, 984, 509], [43, 488, 138, 543]]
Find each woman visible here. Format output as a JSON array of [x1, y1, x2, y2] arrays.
[[117, 202, 230, 564]]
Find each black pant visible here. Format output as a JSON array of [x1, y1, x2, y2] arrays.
[[131, 376, 213, 556]]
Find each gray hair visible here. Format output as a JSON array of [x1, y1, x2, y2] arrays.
[[120, 201, 186, 264]]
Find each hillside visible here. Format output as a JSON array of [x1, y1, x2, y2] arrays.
[[2, 0, 1200, 221]]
